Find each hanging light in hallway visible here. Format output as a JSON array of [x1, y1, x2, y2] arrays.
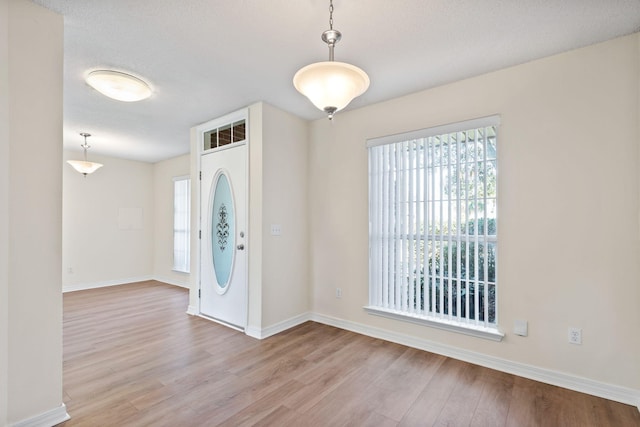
[[67, 132, 103, 177]]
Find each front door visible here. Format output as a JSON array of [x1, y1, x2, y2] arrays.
[[200, 143, 247, 329]]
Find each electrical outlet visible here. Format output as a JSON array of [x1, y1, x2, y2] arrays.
[[335, 288, 342, 299], [568, 327, 582, 345]]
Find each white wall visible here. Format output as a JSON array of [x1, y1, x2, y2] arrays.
[[309, 34, 640, 394], [5, 0, 66, 425], [153, 154, 190, 287], [63, 151, 154, 291]]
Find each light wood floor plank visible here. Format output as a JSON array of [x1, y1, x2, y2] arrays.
[[60, 281, 640, 426]]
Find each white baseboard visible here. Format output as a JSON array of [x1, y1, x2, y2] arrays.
[[310, 312, 640, 409], [245, 312, 312, 340], [186, 304, 198, 316], [153, 276, 190, 289], [62, 276, 191, 293], [62, 276, 153, 293], [12, 403, 70, 427]]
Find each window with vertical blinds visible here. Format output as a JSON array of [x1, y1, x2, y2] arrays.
[[366, 116, 503, 340], [173, 176, 191, 273]]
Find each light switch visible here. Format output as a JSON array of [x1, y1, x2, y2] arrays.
[[270, 224, 282, 236]]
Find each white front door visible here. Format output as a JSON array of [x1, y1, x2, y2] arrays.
[[200, 143, 247, 329]]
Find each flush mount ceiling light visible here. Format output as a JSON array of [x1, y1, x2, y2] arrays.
[[67, 133, 103, 177], [293, 0, 370, 120], [86, 70, 152, 102]]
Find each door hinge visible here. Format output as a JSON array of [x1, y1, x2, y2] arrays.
[[199, 230, 201, 239], [199, 171, 202, 180], [198, 289, 201, 298]]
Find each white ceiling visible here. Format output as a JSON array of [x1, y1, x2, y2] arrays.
[[32, 0, 640, 163]]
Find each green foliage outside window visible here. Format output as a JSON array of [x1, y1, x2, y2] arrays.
[[412, 218, 496, 323]]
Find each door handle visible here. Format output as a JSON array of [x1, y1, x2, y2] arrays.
[[237, 244, 245, 250]]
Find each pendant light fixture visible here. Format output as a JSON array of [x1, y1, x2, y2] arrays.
[[293, 0, 369, 120], [67, 133, 103, 177]]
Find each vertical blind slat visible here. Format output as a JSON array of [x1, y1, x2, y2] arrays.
[[473, 130, 480, 324], [394, 143, 401, 310], [421, 137, 428, 314], [402, 142, 409, 310], [447, 134, 453, 320], [456, 132, 462, 323], [383, 144, 390, 309], [408, 140, 415, 314], [429, 137, 436, 316], [438, 136, 444, 317], [464, 131, 471, 322], [482, 128, 490, 326]]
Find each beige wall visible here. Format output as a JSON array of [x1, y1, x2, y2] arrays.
[[261, 103, 310, 327], [247, 104, 264, 328], [153, 154, 190, 287], [5, 0, 65, 424], [188, 127, 200, 313], [0, 0, 9, 422], [63, 152, 192, 291], [63, 152, 154, 291], [309, 34, 640, 391], [246, 102, 311, 332]]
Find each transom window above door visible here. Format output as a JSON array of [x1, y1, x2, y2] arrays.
[[203, 120, 246, 151]]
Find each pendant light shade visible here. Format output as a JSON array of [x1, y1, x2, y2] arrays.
[[67, 160, 103, 175], [293, 0, 369, 120], [67, 133, 103, 177], [293, 61, 369, 116]]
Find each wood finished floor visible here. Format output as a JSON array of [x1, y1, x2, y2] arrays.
[[61, 281, 640, 427]]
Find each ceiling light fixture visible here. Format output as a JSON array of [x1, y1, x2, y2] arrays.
[[86, 70, 152, 102], [67, 133, 103, 177], [293, 0, 369, 120]]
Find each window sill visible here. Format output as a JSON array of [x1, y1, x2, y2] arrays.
[[363, 306, 504, 342]]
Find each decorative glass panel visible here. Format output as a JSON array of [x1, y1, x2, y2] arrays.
[[211, 173, 235, 289]]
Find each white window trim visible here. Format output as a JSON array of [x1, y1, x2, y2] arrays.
[[366, 115, 503, 341], [367, 115, 501, 148], [364, 306, 504, 341]]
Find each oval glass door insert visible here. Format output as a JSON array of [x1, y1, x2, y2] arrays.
[[211, 171, 235, 292]]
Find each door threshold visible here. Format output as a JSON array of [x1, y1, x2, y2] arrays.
[[198, 313, 245, 332]]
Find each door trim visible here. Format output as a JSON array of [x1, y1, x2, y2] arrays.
[[195, 107, 249, 330]]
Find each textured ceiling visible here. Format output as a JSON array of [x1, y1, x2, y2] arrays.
[[31, 0, 640, 163]]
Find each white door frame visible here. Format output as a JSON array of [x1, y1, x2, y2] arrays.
[[195, 108, 249, 331]]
